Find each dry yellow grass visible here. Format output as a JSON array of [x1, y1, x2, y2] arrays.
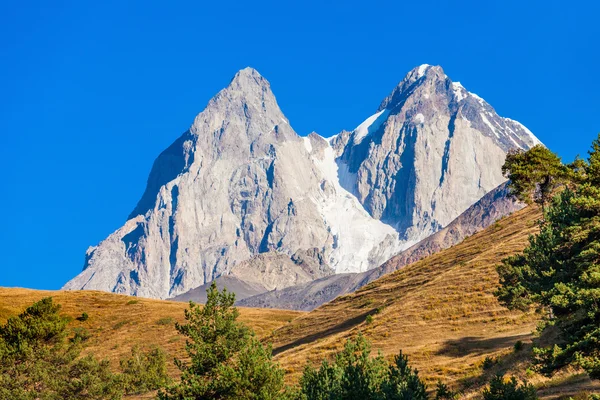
[[270, 206, 599, 397], [1, 206, 598, 398], [0, 288, 302, 378]]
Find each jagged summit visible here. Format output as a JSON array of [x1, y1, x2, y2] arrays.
[[227, 67, 270, 91], [64, 65, 541, 301]]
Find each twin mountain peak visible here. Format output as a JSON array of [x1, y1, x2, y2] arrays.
[[63, 64, 541, 304]]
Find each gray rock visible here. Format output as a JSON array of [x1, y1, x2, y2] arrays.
[[171, 275, 267, 303], [337, 65, 539, 243], [64, 65, 540, 300], [237, 181, 523, 310]]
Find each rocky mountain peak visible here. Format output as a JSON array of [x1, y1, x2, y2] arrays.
[[378, 64, 445, 111], [64, 65, 541, 301], [227, 67, 271, 93]]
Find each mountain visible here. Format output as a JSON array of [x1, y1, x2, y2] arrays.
[[236, 181, 523, 310], [64, 65, 540, 299]]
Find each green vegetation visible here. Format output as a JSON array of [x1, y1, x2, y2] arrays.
[[482, 374, 537, 400], [298, 334, 427, 400], [76, 312, 89, 322], [514, 340, 524, 352], [158, 281, 287, 399], [482, 356, 497, 370], [0, 297, 169, 399], [502, 144, 570, 210], [497, 134, 600, 379], [120, 345, 171, 395], [434, 381, 458, 399]]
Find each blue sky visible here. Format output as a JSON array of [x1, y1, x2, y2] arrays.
[[1, 0, 598, 290]]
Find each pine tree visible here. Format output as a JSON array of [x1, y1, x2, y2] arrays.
[[496, 134, 600, 379], [502, 145, 569, 210], [298, 334, 427, 400], [381, 351, 427, 400], [158, 281, 286, 399], [0, 297, 123, 399], [482, 374, 537, 400]]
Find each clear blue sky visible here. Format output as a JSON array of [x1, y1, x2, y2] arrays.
[[1, 0, 598, 290]]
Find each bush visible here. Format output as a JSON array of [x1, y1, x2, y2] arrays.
[[120, 345, 171, 394], [156, 317, 174, 326], [482, 374, 538, 400], [71, 327, 91, 342], [435, 381, 458, 399], [514, 340, 524, 352], [482, 356, 496, 370], [0, 297, 171, 399], [76, 312, 89, 322], [158, 282, 287, 399], [0, 297, 123, 399], [365, 315, 374, 325], [299, 334, 427, 400]]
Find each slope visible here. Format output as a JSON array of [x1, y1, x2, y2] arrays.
[[270, 206, 586, 395], [0, 288, 302, 379], [238, 181, 523, 310]]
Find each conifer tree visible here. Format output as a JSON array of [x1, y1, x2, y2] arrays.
[[0, 297, 123, 399], [482, 374, 537, 400], [158, 281, 286, 399], [496, 134, 600, 379], [298, 334, 427, 400], [502, 145, 569, 210]]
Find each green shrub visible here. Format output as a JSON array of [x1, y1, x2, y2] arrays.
[[514, 340, 524, 352], [71, 327, 91, 342], [482, 356, 496, 370], [76, 312, 89, 322], [158, 282, 286, 399], [0, 297, 123, 399], [435, 380, 459, 399], [365, 315, 374, 325], [0, 298, 171, 399], [482, 374, 537, 400], [126, 299, 140, 305], [120, 345, 171, 395], [299, 334, 427, 400], [113, 320, 129, 330]]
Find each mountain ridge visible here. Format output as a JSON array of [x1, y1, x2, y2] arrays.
[[64, 65, 541, 300]]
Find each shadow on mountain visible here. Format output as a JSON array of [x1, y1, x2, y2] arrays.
[[436, 333, 533, 357], [272, 309, 377, 357]]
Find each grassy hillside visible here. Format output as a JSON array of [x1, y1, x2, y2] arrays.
[[0, 288, 302, 380], [270, 206, 599, 397], [1, 206, 598, 398]]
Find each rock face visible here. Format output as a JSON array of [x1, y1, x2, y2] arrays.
[[333, 65, 539, 243], [237, 181, 524, 311], [64, 65, 540, 299]]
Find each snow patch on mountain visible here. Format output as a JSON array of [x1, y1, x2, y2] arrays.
[[481, 113, 500, 138], [505, 118, 543, 146], [353, 109, 390, 144], [452, 82, 466, 102], [303, 136, 313, 153], [310, 143, 403, 273], [417, 64, 430, 77]]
